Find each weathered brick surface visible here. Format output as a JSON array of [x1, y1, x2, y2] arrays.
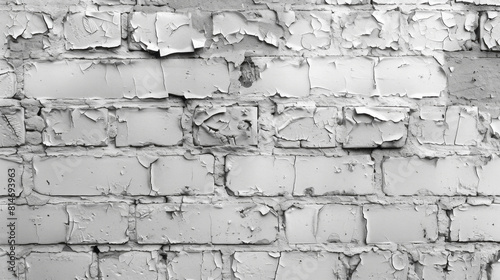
[[2, 0, 500, 278]]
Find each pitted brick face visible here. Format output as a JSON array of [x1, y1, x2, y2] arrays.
[[0, 0, 499, 279]]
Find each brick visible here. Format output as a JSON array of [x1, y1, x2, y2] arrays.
[[273, 104, 337, 148], [308, 57, 375, 96], [450, 205, 500, 242], [0, 158, 22, 196], [0, 107, 25, 147], [161, 58, 230, 98], [42, 108, 108, 146], [129, 12, 206, 56], [443, 106, 481, 145], [33, 156, 150, 196], [115, 108, 183, 147], [240, 57, 310, 98], [412, 106, 446, 145], [364, 204, 438, 243], [67, 203, 129, 244], [480, 12, 500, 51], [136, 204, 211, 244], [491, 261, 500, 280], [151, 155, 215, 195], [0, 12, 9, 56], [374, 0, 446, 4], [374, 57, 446, 98], [382, 157, 478, 196], [25, 252, 92, 280], [336, 11, 401, 50], [0, 253, 17, 280], [416, 251, 480, 280], [294, 155, 374, 195], [136, 203, 278, 244], [138, 0, 256, 9], [231, 252, 279, 280], [275, 252, 346, 280], [478, 156, 500, 195], [24, 60, 167, 99], [0, 204, 67, 244], [285, 204, 365, 244], [407, 11, 477, 51], [166, 251, 222, 280], [448, 58, 500, 102], [213, 11, 282, 47], [99, 251, 162, 280], [351, 251, 409, 280], [458, 0, 500, 5], [94, 0, 135, 5], [6, 12, 49, 39], [64, 12, 121, 49], [342, 107, 409, 148], [225, 155, 295, 196], [0, 61, 16, 98], [284, 11, 331, 51], [193, 106, 258, 146]]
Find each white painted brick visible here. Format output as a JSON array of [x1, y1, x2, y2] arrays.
[[136, 203, 278, 244], [0, 204, 68, 244], [25, 252, 93, 280], [364, 205, 438, 244], [458, 0, 500, 6], [0, 61, 16, 98], [0, 107, 25, 147], [413, 106, 446, 145], [0, 12, 9, 56], [481, 12, 500, 51], [240, 57, 310, 98], [211, 203, 278, 244], [42, 108, 108, 146], [446, 252, 480, 280], [415, 251, 480, 280], [342, 107, 409, 148], [285, 11, 331, 51], [336, 11, 401, 50], [450, 205, 500, 242], [161, 58, 230, 98], [308, 57, 375, 96], [351, 251, 409, 280], [383, 157, 478, 196], [166, 251, 222, 280], [491, 261, 500, 280], [130, 12, 206, 56], [24, 60, 167, 99], [415, 251, 448, 280], [193, 106, 258, 146], [374, 0, 446, 4], [0, 158, 22, 196], [115, 108, 183, 147], [285, 204, 365, 243], [213, 11, 282, 47], [294, 155, 374, 195], [99, 251, 163, 280], [6, 12, 49, 39], [151, 155, 215, 195], [67, 203, 129, 244], [64, 12, 121, 49], [478, 156, 500, 195], [0, 253, 18, 280], [374, 57, 446, 98], [275, 252, 346, 280], [274, 105, 337, 148], [407, 11, 477, 51], [225, 155, 295, 196], [443, 106, 481, 146], [136, 204, 211, 244], [33, 156, 150, 196], [231, 252, 279, 280]]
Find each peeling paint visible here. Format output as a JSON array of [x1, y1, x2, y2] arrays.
[[130, 12, 206, 56], [285, 11, 331, 51], [407, 11, 477, 51], [167, 251, 222, 280], [343, 107, 409, 148], [64, 12, 121, 50], [213, 11, 282, 47]]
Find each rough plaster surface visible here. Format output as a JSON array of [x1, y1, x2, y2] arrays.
[[1, 0, 500, 279]]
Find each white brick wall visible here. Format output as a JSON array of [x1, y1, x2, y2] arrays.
[[1, 0, 500, 278]]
